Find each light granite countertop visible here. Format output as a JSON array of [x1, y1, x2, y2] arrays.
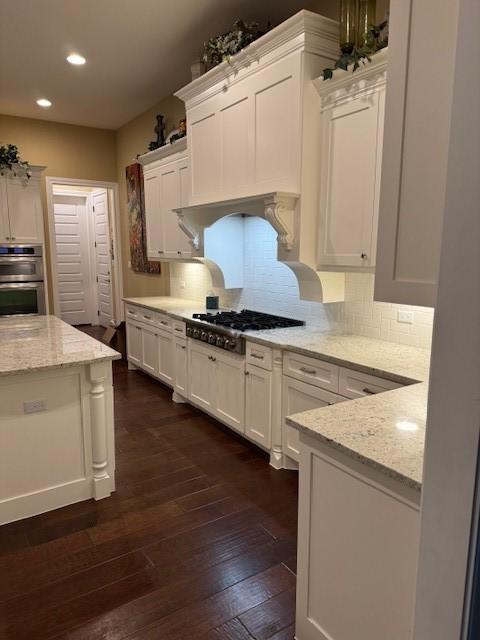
[[124, 296, 431, 489], [287, 383, 428, 491], [0, 316, 120, 376]]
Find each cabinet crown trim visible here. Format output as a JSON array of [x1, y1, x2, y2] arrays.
[[175, 10, 339, 107], [313, 47, 388, 101], [137, 137, 187, 166]]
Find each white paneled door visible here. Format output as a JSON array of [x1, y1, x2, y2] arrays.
[[53, 195, 92, 325], [92, 190, 112, 328]]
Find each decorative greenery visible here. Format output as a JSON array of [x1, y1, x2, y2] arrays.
[[0, 144, 32, 180], [322, 20, 388, 80], [202, 20, 268, 69]]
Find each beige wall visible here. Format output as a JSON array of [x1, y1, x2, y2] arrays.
[[0, 114, 117, 308], [114, 95, 185, 298]]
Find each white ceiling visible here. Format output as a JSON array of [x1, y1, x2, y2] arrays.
[[0, 0, 338, 130]]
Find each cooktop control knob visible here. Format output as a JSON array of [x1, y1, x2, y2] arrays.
[[192, 328, 200, 338], [186, 327, 192, 337], [216, 335, 225, 348], [208, 333, 216, 345], [226, 338, 237, 350], [200, 330, 208, 341]]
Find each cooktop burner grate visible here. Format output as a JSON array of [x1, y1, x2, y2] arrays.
[[192, 309, 305, 332]]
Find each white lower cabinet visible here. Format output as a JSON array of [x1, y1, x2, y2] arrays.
[[282, 376, 346, 463], [174, 337, 188, 398], [188, 340, 215, 412], [245, 364, 272, 448], [157, 328, 174, 386], [296, 434, 420, 640], [126, 320, 174, 388], [188, 340, 245, 432], [141, 325, 158, 376], [215, 350, 245, 433], [126, 322, 142, 368]]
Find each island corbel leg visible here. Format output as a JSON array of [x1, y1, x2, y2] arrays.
[[89, 361, 114, 500]]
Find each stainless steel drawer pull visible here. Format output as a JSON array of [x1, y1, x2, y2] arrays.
[[300, 366, 317, 375], [160, 320, 168, 325], [363, 387, 377, 395], [175, 327, 183, 332], [143, 315, 151, 320], [251, 353, 264, 360]]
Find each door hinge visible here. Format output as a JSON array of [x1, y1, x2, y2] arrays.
[[94, 241, 97, 248], [93, 206, 95, 212], [97, 310, 100, 316], [96, 275, 98, 283]]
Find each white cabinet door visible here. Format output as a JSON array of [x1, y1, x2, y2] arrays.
[[6, 178, 44, 243], [282, 376, 346, 462], [141, 325, 158, 376], [126, 322, 142, 367], [158, 161, 178, 260], [175, 159, 192, 257], [214, 350, 246, 433], [174, 337, 188, 397], [374, 0, 458, 307], [144, 167, 163, 259], [318, 89, 385, 269], [0, 178, 11, 241], [157, 328, 174, 387], [188, 340, 215, 411], [245, 364, 272, 448]]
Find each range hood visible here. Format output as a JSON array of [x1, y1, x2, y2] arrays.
[[173, 10, 344, 303], [175, 192, 345, 303]]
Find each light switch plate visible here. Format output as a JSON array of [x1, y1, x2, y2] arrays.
[[24, 400, 47, 414], [398, 310, 414, 324]]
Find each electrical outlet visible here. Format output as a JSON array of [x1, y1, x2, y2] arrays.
[[398, 310, 414, 324], [24, 400, 47, 414], [179, 280, 186, 289]]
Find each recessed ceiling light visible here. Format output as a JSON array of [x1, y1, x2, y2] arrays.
[[67, 53, 86, 66], [36, 98, 52, 108]]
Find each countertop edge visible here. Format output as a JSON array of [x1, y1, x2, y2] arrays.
[[0, 352, 122, 377], [286, 410, 422, 493]]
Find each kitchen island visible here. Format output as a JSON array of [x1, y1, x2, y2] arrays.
[[0, 316, 120, 525]]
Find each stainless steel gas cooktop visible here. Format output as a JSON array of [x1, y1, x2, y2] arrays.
[[186, 309, 304, 354]]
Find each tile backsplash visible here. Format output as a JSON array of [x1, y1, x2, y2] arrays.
[[169, 216, 434, 349]]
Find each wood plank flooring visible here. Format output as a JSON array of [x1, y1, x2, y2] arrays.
[[0, 327, 298, 639]]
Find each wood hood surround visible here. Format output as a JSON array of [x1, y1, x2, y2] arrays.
[[173, 10, 346, 302]]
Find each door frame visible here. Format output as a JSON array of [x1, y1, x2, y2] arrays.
[[46, 177, 124, 325]]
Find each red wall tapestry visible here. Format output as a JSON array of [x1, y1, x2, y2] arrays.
[[125, 162, 161, 274]]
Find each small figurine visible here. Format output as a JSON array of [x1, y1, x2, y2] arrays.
[[168, 118, 187, 144], [148, 114, 166, 151]]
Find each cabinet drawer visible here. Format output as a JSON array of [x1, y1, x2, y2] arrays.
[[246, 342, 272, 371], [125, 304, 140, 321], [155, 313, 172, 332], [138, 308, 158, 327], [172, 320, 186, 337], [283, 351, 339, 392], [338, 367, 402, 399]]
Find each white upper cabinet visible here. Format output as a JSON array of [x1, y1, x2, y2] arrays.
[[314, 50, 387, 270], [374, 0, 458, 307], [175, 11, 339, 207], [0, 167, 45, 244], [139, 138, 192, 261]]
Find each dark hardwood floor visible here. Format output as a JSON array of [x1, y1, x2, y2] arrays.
[[0, 325, 298, 639]]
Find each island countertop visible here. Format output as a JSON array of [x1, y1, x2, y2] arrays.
[[0, 316, 121, 376]]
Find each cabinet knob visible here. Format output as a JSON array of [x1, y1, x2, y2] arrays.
[[158, 250, 164, 254], [361, 253, 367, 259], [11, 237, 16, 240], [177, 251, 182, 255], [245, 371, 249, 376]]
